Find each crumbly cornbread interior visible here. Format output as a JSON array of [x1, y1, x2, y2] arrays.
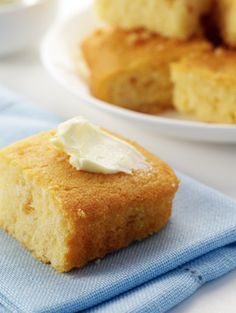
[[171, 50, 236, 124], [95, 0, 213, 39]]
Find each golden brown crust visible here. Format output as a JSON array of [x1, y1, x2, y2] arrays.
[[68, 197, 172, 270], [172, 49, 236, 79], [81, 28, 212, 114], [2, 130, 178, 217], [82, 29, 211, 76], [0, 130, 179, 271]]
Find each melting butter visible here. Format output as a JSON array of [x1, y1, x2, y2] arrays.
[[51, 116, 150, 174]]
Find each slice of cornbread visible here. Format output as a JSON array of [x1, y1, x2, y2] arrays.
[[171, 49, 236, 124], [0, 130, 178, 272], [95, 0, 213, 40], [81, 28, 212, 114], [215, 0, 236, 47]]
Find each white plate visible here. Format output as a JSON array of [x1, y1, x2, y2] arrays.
[[41, 6, 236, 143]]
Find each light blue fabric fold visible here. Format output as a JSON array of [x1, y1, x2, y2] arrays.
[[0, 86, 236, 313]]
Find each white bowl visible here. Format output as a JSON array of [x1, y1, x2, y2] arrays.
[[41, 7, 236, 143], [0, 0, 57, 56]]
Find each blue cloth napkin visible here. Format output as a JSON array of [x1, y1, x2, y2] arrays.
[[0, 86, 236, 313]]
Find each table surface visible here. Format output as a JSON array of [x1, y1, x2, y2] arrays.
[[0, 1, 236, 312]]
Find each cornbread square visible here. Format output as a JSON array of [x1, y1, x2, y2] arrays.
[[171, 49, 236, 124], [215, 0, 236, 48], [81, 28, 212, 114], [95, 0, 213, 39], [0, 131, 178, 272]]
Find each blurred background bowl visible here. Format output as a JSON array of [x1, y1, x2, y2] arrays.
[[0, 0, 58, 56]]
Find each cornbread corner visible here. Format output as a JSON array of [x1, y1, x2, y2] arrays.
[[81, 28, 212, 114], [0, 130, 178, 272], [171, 49, 236, 124], [95, 0, 213, 39], [215, 0, 236, 47]]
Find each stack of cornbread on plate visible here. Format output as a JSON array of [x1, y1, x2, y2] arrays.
[[81, 0, 236, 124]]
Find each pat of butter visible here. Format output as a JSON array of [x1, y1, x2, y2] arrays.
[[50, 116, 150, 174]]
